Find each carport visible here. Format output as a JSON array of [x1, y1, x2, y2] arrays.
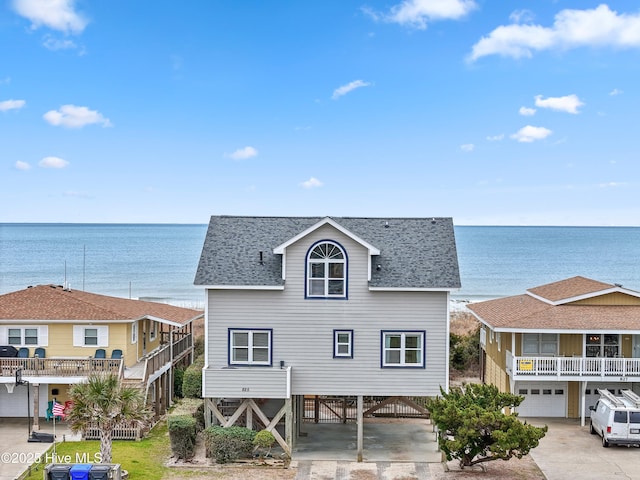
[[293, 418, 441, 462]]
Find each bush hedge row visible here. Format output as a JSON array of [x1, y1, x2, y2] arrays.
[[203, 425, 256, 464]]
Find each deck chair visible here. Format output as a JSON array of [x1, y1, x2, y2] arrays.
[[94, 348, 106, 359], [34, 347, 46, 358], [111, 349, 123, 359], [18, 348, 29, 358]]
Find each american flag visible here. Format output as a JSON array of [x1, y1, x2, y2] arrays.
[[52, 401, 65, 419]]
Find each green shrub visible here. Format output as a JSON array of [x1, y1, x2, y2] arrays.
[[173, 367, 185, 398], [253, 429, 275, 459], [450, 326, 480, 372], [204, 425, 256, 463], [182, 355, 204, 398], [167, 415, 196, 460], [193, 335, 205, 357]]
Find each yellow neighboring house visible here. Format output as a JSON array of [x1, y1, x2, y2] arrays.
[[468, 276, 640, 426], [0, 284, 202, 432]]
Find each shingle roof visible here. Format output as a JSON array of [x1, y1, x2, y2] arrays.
[[194, 216, 461, 289], [468, 276, 640, 332], [527, 275, 615, 303], [0, 285, 203, 326]]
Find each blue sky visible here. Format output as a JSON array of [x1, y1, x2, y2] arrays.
[[1, 0, 639, 225]]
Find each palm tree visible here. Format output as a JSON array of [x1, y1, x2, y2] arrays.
[[67, 373, 151, 463]]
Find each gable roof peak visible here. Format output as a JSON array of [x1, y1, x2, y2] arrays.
[[273, 216, 380, 255], [527, 276, 621, 304]]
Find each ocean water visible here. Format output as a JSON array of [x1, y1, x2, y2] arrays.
[[2, 223, 640, 309]]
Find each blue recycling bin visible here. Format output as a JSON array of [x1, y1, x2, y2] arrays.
[[48, 464, 72, 480], [69, 464, 93, 480], [88, 465, 111, 480]]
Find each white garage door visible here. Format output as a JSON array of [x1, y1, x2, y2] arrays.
[[0, 383, 48, 417], [515, 382, 567, 417], [584, 382, 631, 418]]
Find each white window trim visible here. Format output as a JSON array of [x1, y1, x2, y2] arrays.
[[381, 331, 425, 368], [229, 329, 272, 366], [334, 329, 353, 358], [1, 326, 48, 347], [72, 325, 108, 347], [306, 240, 347, 299], [131, 322, 138, 344], [149, 321, 157, 341]]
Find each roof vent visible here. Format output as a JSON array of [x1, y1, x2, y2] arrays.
[[384, 221, 389, 228], [615, 283, 622, 287], [431, 218, 437, 224]]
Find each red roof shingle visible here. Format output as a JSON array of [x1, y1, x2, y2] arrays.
[[0, 285, 203, 326]]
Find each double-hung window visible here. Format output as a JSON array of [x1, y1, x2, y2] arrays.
[[306, 241, 346, 298], [522, 333, 557, 356], [7, 327, 39, 346], [381, 331, 425, 368], [334, 330, 353, 358], [229, 329, 272, 366], [84, 328, 98, 346]]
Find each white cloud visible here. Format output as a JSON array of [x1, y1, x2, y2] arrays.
[[300, 177, 323, 188], [535, 94, 584, 114], [0, 99, 26, 111], [43, 104, 111, 128], [511, 125, 552, 143], [332, 80, 371, 100], [43, 35, 77, 51], [519, 106, 536, 116], [39, 156, 69, 168], [509, 9, 535, 24], [15, 160, 31, 170], [486, 133, 504, 141], [460, 143, 475, 152], [609, 88, 623, 96], [598, 181, 625, 188], [469, 4, 640, 61], [228, 146, 258, 160], [12, 0, 88, 34], [365, 0, 477, 29]]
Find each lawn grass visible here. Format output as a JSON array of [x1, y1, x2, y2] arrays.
[[21, 423, 171, 480]]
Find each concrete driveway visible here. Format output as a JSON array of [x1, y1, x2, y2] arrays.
[[0, 418, 79, 480], [527, 417, 640, 480]]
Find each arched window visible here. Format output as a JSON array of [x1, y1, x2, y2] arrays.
[[306, 241, 347, 298]]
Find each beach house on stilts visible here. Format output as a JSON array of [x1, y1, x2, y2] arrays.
[[194, 216, 461, 460]]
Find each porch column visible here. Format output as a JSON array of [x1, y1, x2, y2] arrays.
[[285, 397, 293, 454], [356, 395, 363, 462], [580, 381, 588, 427], [32, 383, 40, 431]]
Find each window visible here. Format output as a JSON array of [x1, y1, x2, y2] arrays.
[[381, 331, 425, 368], [84, 328, 98, 346], [585, 334, 620, 357], [131, 322, 138, 344], [149, 321, 157, 341], [306, 241, 346, 298], [522, 333, 558, 356], [496, 332, 501, 352], [72, 326, 108, 347], [334, 330, 353, 358], [7, 327, 39, 346], [229, 329, 272, 366]]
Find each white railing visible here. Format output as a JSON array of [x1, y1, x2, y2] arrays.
[[511, 353, 640, 378]]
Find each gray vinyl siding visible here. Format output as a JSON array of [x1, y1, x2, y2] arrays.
[[203, 224, 449, 398]]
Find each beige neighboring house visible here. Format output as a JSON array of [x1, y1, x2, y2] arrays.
[[0, 284, 202, 433], [468, 276, 640, 426]]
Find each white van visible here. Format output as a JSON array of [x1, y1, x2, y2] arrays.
[[589, 389, 640, 448]]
